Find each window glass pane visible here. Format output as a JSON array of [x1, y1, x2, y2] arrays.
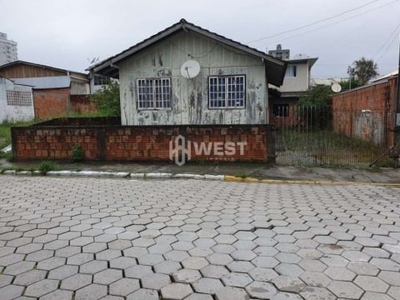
[[209, 75, 245, 108]]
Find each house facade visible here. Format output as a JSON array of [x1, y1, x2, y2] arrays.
[[89, 19, 286, 126]]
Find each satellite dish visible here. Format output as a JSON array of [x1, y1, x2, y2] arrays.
[[331, 83, 342, 93], [180, 60, 200, 79]]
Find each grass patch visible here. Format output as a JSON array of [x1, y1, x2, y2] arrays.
[[38, 161, 59, 175], [279, 129, 392, 167], [0, 120, 35, 149]]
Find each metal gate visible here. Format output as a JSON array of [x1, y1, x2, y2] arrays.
[[274, 106, 391, 167]]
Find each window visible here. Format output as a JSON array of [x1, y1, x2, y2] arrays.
[[94, 75, 109, 86], [209, 75, 245, 108], [137, 78, 171, 109], [285, 65, 297, 77], [273, 104, 289, 117]]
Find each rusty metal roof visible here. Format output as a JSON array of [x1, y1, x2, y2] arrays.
[[88, 19, 287, 86]]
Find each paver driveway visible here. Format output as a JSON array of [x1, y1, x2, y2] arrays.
[[0, 176, 400, 300]]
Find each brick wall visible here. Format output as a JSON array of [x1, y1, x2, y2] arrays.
[[12, 121, 275, 163], [70, 95, 97, 114], [33, 89, 70, 120], [331, 77, 396, 147]]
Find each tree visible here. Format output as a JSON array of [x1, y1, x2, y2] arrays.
[[347, 57, 379, 86], [296, 85, 332, 129], [90, 80, 120, 116], [297, 85, 332, 107], [338, 78, 362, 91]]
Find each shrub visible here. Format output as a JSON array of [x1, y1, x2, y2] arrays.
[[38, 161, 58, 175], [72, 144, 84, 162]]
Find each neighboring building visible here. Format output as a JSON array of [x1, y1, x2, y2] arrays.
[[0, 32, 18, 66], [268, 45, 318, 124], [0, 61, 94, 119], [0, 76, 34, 123], [88, 19, 287, 126]]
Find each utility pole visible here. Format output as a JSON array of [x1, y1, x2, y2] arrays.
[[392, 37, 400, 167]]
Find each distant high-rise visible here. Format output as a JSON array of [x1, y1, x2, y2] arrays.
[[0, 32, 18, 66]]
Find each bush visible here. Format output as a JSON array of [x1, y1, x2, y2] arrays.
[[72, 144, 84, 162], [38, 161, 58, 175]]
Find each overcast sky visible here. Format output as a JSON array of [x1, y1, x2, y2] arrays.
[[1, 0, 399, 79]]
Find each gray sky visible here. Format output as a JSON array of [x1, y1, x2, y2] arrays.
[[1, 0, 399, 79]]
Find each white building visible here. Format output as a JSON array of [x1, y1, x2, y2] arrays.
[[0, 32, 18, 66]]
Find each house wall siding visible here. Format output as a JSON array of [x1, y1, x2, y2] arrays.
[[278, 63, 309, 93], [0, 64, 66, 78], [0, 77, 34, 123], [119, 31, 268, 126]]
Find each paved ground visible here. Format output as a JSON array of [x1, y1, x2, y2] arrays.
[[1, 176, 400, 300]]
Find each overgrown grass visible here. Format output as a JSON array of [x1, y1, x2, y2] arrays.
[[0, 120, 35, 150], [280, 129, 393, 167]]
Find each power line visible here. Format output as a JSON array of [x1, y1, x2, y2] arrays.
[[248, 0, 397, 45], [375, 20, 400, 62]]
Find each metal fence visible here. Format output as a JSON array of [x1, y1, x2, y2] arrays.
[[273, 105, 392, 167]]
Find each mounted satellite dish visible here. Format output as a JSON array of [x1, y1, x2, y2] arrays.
[[180, 60, 200, 79], [331, 83, 342, 93]]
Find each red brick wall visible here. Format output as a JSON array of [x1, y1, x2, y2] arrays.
[[33, 89, 70, 120], [70, 95, 97, 114], [331, 77, 397, 147], [12, 124, 274, 163]]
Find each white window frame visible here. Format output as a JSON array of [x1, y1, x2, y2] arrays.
[[137, 78, 171, 109], [209, 75, 245, 109]]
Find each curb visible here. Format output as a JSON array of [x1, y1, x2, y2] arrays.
[[1, 170, 400, 186], [0, 170, 224, 181], [224, 175, 400, 187]]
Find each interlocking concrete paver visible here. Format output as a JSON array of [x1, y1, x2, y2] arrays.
[[221, 272, 253, 288], [109, 278, 140, 296], [173, 269, 202, 283], [300, 271, 332, 287], [61, 273, 92, 290], [246, 281, 278, 299], [126, 288, 159, 300], [328, 280, 364, 299], [272, 276, 307, 293], [24, 279, 59, 297], [75, 283, 108, 300], [14, 269, 47, 285], [0, 284, 24, 300], [215, 286, 250, 300], [161, 283, 193, 300], [4, 261, 35, 275], [354, 275, 389, 293], [93, 268, 122, 285], [141, 273, 171, 289], [125, 264, 154, 279], [40, 289, 74, 300], [227, 261, 255, 273], [192, 277, 224, 294], [301, 286, 336, 300], [2, 177, 400, 299], [66, 253, 94, 266]]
